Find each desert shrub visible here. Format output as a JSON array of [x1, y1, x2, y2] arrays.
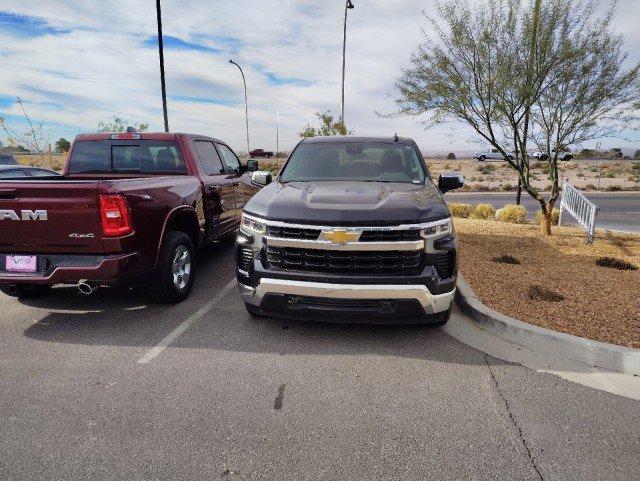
[[585, 184, 597, 190], [443, 163, 451, 169], [477, 164, 496, 175], [446, 152, 456, 160], [528, 285, 565, 302], [605, 171, 616, 178], [471, 203, 496, 220], [500, 183, 514, 191], [606, 185, 622, 191], [491, 254, 520, 265], [449, 203, 473, 218], [596, 257, 637, 270], [535, 208, 560, 226], [531, 161, 547, 169], [495, 204, 527, 224]]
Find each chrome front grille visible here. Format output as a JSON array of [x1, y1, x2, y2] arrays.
[[266, 225, 321, 240], [263, 246, 424, 275]]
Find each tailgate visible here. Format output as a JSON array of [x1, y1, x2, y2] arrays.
[[0, 181, 106, 253]]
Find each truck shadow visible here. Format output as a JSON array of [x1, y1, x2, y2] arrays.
[[19, 237, 497, 368]]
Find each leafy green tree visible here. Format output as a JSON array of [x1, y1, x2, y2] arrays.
[[54, 138, 70, 153], [97, 116, 149, 133], [299, 110, 352, 138], [393, 0, 640, 235], [446, 152, 456, 160]]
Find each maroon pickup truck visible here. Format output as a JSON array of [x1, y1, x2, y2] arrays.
[[0, 132, 264, 302]]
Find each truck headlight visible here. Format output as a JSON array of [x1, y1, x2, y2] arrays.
[[241, 213, 266, 234], [420, 219, 452, 238]]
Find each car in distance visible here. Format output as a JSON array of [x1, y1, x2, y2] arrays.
[[474, 148, 514, 162], [249, 148, 274, 158], [236, 136, 463, 325], [0, 165, 60, 179], [0, 131, 266, 302], [0, 153, 19, 165], [531, 150, 573, 161]]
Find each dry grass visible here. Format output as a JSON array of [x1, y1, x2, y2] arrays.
[[455, 218, 640, 348], [15, 154, 66, 172]]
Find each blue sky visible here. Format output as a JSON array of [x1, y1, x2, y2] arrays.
[[0, 0, 639, 154]]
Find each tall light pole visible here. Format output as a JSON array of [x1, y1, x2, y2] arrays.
[[276, 111, 280, 159], [229, 59, 250, 156], [156, 0, 169, 132], [341, 0, 355, 125]]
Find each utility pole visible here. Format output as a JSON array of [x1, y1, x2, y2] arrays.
[[276, 111, 280, 159], [229, 59, 250, 156], [156, 0, 169, 132], [341, 0, 355, 125]]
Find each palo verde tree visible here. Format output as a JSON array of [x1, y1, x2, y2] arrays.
[[299, 110, 352, 138], [393, 0, 640, 234], [97, 116, 149, 133], [0, 97, 50, 169]]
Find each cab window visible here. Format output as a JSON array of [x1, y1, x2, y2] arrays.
[[217, 144, 241, 173]]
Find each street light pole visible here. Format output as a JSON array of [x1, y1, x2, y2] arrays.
[[156, 0, 169, 132], [341, 0, 355, 124], [229, 59, 250, 157]]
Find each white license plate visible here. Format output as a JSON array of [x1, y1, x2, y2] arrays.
[[6, 255, 37, 273]]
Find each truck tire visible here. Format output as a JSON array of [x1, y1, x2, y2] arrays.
[[244, 302, 262, 317], [429, 306, 451, 327], [148, 231, 196, 303], [478, 155, 486, 162], [0, 283, 51, 298]]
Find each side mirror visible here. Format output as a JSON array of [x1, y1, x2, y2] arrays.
[[438, 173, 464, 194], [246, 158, 259, 172], [251, 170, 272, 186]]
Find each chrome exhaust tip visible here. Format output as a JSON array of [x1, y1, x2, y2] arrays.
[[77, 281, 98, 296]]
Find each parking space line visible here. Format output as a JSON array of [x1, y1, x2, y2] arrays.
[[136, 278, 237, 364]]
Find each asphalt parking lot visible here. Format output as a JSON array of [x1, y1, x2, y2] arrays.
[[1, 235, 639, 480]]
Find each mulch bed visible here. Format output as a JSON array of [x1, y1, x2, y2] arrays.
[[455, 218, 640, 348]]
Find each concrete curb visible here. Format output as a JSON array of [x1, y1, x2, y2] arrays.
[[455, 274, 640, 375]]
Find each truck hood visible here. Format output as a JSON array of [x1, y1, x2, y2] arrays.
[[244, 181, 450, 226]]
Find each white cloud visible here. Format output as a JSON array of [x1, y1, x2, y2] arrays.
[[0, 0, 638, 154]]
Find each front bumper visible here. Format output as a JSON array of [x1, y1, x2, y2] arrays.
[[239, 278, 455, 324], [239, 278, 455, 315]]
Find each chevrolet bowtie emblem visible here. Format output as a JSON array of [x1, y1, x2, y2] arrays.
[[320, 229, 361, 244]]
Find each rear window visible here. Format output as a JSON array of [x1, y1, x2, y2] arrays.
[[69, 140, 187, 174]]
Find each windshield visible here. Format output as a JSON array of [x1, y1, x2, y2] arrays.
[[68, 140, 187, 174], [280, 142, 427, 183]]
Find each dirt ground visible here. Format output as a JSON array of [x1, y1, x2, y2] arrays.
[[429, 158, 640, 192], [454, 218, 640, 348]]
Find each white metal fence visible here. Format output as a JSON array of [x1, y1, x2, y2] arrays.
[[558, 179, 599, 243]]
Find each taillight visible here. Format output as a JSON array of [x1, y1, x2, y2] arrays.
[[99, 194, 133, 237]]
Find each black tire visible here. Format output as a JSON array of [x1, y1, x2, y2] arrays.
[[244, 302, 262, 317], [148, 231, 196, 303], [428, 306, 451, 327], [478, 155, 486, 162], [0, 283, 51, 298]]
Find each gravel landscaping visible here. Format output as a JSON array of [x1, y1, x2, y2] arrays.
[[455, 218, 640, 348]]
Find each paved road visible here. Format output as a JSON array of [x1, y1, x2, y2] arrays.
[[1, 240, 639, 480], [446, 192, 640, 233]]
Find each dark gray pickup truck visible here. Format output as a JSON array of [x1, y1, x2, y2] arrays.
[[234, 136, 463, 324]]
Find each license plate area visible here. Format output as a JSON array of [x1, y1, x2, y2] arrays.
[[5, 255, 38, 273]]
